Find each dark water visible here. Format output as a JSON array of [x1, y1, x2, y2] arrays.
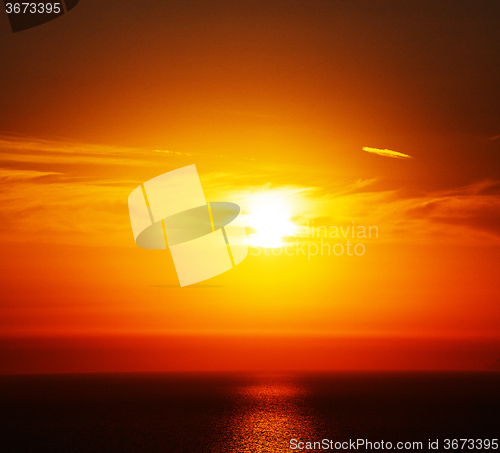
[[0, 372, 498, 452]]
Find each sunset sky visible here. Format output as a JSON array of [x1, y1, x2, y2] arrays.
[[1, 0, 499, 373]]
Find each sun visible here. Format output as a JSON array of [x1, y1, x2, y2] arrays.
[[244, 192, 297, 248]]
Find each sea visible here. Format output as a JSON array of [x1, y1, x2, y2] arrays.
[[0, 371, 498, 452]]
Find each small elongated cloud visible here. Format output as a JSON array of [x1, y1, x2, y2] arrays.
[[362, 147, 412, 159], [0, 169, 62, 181]]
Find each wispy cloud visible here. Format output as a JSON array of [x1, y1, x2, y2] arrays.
[[0, 134, 498, 248], [154, 149, 194, 156], [0, 135, 250, 168], [186, 172, 500, 245], [0, 176, 132, 246], [0, 135, 168, 166], [402, 184, 500, 240], [0, 169, 62, 181], [362, 147, 412, 159]]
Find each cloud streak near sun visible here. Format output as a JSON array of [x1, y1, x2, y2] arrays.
[[362, 147, 412, 159], [1, 134, 498, 250]]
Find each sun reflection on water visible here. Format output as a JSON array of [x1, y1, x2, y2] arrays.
[[214, 376, 319, 453]]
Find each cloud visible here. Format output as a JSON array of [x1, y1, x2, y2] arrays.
[[0, 135, 165, 166], [154, 149, 194, 156], [0, 134, 498, 249], [0, 169, 62, 181], [404, 191, 500, 238], [362, 147, 412, 159], [202, 170, 500, 245], [0, 177, 132, 246]]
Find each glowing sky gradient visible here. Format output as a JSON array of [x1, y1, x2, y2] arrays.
[[0, 0, 499, 373]]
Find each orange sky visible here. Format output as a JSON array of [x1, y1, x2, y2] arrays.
[[0, 1, 499, 373]]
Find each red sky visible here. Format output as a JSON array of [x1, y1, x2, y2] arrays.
[[0, 0, 499, 373]]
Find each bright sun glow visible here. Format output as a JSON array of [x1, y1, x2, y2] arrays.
[[244, 192, 297, 248]]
